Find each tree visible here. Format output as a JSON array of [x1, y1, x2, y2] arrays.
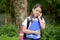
[[14, 0, 27, 34]]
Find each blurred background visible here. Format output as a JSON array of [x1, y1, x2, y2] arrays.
[[0, 0, 60, 40]]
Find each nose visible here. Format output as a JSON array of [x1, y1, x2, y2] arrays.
[[36, 11, 39, 14]]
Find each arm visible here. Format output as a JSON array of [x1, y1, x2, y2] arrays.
[[22, 17, 39, 35], [38, 13, 45, 29], [22, 25, 35, 34], [38, 18, 45, 29]]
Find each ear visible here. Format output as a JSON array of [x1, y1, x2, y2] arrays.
[[32, 8, 34, 12]]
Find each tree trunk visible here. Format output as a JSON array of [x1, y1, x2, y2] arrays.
[[14, 0, 27, 34]]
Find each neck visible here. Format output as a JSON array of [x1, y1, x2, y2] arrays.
[[33, 16, 38, 19]]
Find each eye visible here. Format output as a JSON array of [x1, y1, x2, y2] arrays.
[[36, 10, 38, 11]]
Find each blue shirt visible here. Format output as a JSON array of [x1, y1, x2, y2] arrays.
[[26, 19, 40, 39]]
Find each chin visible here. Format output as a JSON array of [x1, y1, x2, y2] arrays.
[[34, 16, 38, 18]]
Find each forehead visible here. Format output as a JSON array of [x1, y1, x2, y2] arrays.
[[35, 7, 42, 11]]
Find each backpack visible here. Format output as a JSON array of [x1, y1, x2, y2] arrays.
[[24, 18, 42, 39], [24, 18, 30, 39]]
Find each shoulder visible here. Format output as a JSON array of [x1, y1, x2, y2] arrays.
[[23, 16, 30, 21], [22, 16, 30, 26], [27, 16, 31, 20], [42, 17, 45, 20], [42, 17, 46, 23]]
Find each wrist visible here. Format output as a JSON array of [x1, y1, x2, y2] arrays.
[[38, 17, 42, 20], [19, 33, 24, 36]]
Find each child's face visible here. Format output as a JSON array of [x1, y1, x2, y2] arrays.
[[32, 7, 42, 18]]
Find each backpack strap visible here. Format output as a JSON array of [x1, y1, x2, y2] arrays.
[[27, 18, 30, 29], [24, 18, 30, 38]]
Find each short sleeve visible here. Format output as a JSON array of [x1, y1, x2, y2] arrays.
[[42, 18, 46, 24], [22, 18, 27, 26]]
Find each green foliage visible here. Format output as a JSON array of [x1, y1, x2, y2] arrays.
[[0, 0, 14, 13], [0, 24, 60, 40], [0, 24, 17, 37], [0, 35, 19, 40], [42, 24, 60, 40]]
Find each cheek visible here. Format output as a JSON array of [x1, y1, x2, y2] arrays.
[[37, 13, 40, 16], [34, 13, 38, 16], [33, 10, 38, 16]]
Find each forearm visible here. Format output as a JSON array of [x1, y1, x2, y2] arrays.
[[23, 29, 35, 34], [39, 18, 45, 29]]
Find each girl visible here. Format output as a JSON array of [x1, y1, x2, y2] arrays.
[[22, 4, 45, 40]]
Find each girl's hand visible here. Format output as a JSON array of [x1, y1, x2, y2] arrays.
[[35, 30, 40, 35], [38, 13, 42, 19]]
